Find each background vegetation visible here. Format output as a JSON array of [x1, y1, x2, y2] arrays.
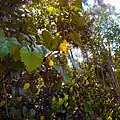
[[0, 0, 120, 119]]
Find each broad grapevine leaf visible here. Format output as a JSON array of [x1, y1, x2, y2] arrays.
[[20, 47, 42, 71], [0, 42, 9, 57], [71, 13, 86, 27], [70, 32, 83, 48], [42, 30, 61, 51], [7, 37, 20, 45], [6, 37, 20, 55], [42, 30, 53, 50], [11, 47, 21, 61]]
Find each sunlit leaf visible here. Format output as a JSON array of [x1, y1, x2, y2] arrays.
[[20, 47, 42, 71], [58, 98, 64, 105]]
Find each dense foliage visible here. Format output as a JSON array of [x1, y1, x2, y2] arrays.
[[0, 0, 120, 120]]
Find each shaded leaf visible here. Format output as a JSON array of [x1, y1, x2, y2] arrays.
[[12, 61, 25, 71], [0, 42, 9, 57], [71, 13, 86, 27], [11, 87, 16, 97], [30, 109, 36, 117], [70, 32, 83, 48], [6, 37, 20, 55], [0, 28, 5, 43], [42, 30, 53, 50], [23, 106, 28, 117], [63, 71, 70, 83], [7, 37, 20, 45], [54, 65, 63, 73], [42, 30, 60, 51], [41, 45, 50, 56]]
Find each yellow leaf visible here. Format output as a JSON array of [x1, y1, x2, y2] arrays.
[[40, 116, 44, 120], [63, 39, 67, 44], [23, 83, 30, 90], [58, 43, 67, 52], [0, 100, 5, 107], [49, 60, 54, 67]]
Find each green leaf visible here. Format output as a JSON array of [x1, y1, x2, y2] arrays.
[[58, 98, 64, 105], [75, 0, 82, 8], [12, 61, 25, 71], [52, 36, 61, 50], [84, 102, 89, 113], [64, 94, 68, 101], [6, 37, 20, 55], [42, 30, 60, 51], [20, 47, 43, 71], [71, 13, 85, 27], [70, 32, 83, 48], [86, 80, 89, 85], [0, 42, 9, 57], [47, 6, 54, 14], [47, 6, 60, 15], [64, 102, 68, 107], [42, 30, 53, 50], [12, 47, 21, 61], [7, 37, 20, 45], [63, 71, 70, 84], [0, 28, 5, 43]]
